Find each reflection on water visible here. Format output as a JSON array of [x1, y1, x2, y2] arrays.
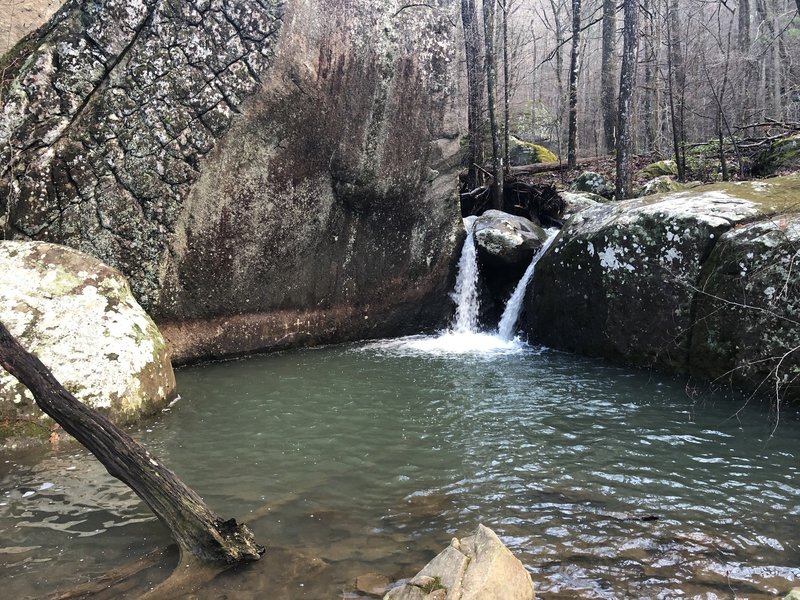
[[1, 338, 799, 599]]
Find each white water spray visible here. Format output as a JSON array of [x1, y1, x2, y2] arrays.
[[496, 229, 559, 341], [450, 216, 480, 333]]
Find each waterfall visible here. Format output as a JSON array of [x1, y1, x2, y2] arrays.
[[497, 229, 559, 341], [450, 216, 480, 334]]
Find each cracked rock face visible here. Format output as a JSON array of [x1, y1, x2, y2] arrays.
[[1, 0, 462, 361], [525, 176, 800, 401], [0, 240, 176, 448]]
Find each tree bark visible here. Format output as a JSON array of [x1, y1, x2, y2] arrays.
[[502, 0, 511, 174], [615, 0, 639, 200], [600, 0, 617, 153], [461, 0, 486, 189], [666, 0, 686, 180], [483, 0, 504, 209], [0, 321, 263, 564], [567, 0, 581, 168]]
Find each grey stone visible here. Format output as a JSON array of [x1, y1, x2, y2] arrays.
[[0, 241, 176, 448], [474, 210, 548, 266], [0, 0, 463, 363]]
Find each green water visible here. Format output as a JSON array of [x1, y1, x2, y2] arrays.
[[1, 337, 799, 598]]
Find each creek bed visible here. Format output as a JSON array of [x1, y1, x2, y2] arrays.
[[1, 336, 799, 598]]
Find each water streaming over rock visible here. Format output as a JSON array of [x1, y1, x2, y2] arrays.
[[450, 216, 480, 334], [497, 228, 559, 341]]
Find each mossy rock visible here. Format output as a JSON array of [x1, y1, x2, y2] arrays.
[[754, 135, 800, 176], [637, 175, 685, 197], [508, 136, 558, 166], [636, 160, 678, 179], [570, 171, 614, 199]]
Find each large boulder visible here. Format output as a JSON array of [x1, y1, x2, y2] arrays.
[[569, 171, 614, 200], [385, 524, 534, 600], [473, 210, 547, 266], [0, 241, 176, 448], [754, 134, 800, 176], [0, 0, 463, 363], [508, 136, 558, 166], [526, 176, 800, 400]]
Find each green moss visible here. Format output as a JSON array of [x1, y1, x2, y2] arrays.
[[637, 160, 678, 179], [699, 175, 800, 215], [508, 136, 558, 166], [754, 135, 800, 176], [419, 576, 445, 594], [0, 418, 50, 443], [40, 265, 82, 296]]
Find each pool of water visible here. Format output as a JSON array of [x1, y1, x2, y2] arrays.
[[2, 336, 799, 599]]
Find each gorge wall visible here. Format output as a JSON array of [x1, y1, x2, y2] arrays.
[[0, 0, 463, 362]]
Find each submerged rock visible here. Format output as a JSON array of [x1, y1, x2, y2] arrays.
[[526, 176, 800, 401], [0, 0, 463, 362], [0, 241, 176, 448], [385, 524, 534, 600], [473, 210, 547, 267]]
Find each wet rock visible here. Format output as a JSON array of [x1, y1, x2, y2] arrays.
[[785, 587, 800, 600], [0, 241, 176, 448], [0, 0, 463, 363], [474, 210, 548, 267], [569, 171, 614, 200], [357, 573, 391, 597], [385, 524, 535, 600], [526, 176, 800, 400]]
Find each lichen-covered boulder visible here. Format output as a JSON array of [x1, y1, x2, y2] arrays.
[[473, 210, 547, 266], [637, 175, 685, 197], [691, 214, 800, 400], [0, 0, 462, 363], [385, 524, 534, 600], [526, 176, 800, 400], [508, 136, 558, 166], [754, 134, 800, 176], [636, 159, 678, 180], [0, 241, 176, 447], [569, 171, 614, 199], [559, 191, 602, 221]]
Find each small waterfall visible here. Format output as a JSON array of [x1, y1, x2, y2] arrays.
[[497, 229, 559, 341], [450, 216, 480, 333]]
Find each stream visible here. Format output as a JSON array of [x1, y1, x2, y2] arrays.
[[1, 340, 799, 598]]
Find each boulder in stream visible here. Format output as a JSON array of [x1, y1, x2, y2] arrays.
[[473, 210, 548, 267], [0, 241, 176, 447], [384, 524, 534, 600], [526, 176, 800, 401]]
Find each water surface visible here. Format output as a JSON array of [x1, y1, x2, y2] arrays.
[[1, 338, 799, 598]]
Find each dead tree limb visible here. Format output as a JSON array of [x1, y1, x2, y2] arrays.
[[0, 320, 263, 564]]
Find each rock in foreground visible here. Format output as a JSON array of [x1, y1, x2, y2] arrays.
[[0, 241, 176, 447], [385, 524, 534, 600]]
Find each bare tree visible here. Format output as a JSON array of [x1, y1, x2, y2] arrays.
[[601, 0, 618, 153], [567, 0, 582, 167], [484, 0, 504, 208], [615, 0, 640, 199], [461, 0, 487, 189]]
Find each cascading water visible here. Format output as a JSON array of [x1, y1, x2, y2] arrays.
[[497, 228, 559, 341], [450, 216, 480, 333]]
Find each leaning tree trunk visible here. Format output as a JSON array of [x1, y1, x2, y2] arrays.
[[0, 321, 263, 564], [615, 0, 639, 200]]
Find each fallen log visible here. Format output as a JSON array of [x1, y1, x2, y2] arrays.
[[0, 320, 263, 564], [509, 158, 592, 175]]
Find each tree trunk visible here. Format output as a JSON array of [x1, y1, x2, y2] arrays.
[[0, 321, 263, 564], [615, 0, 639, 200], [502, 0, 511, 174], [601, 0, 617, 153], [461, 0, 486, 190], [666, 0, 686, 180], [483, 0, 504, 209], [567, 0, 581, 168]]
